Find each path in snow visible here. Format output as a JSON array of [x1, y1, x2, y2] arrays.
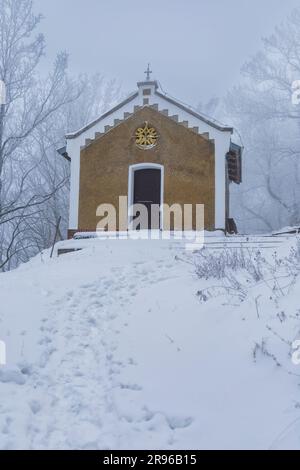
[[9, 244, 187, 449], [0, 237, 300, 449]]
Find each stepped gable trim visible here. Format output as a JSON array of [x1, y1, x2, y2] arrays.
[[80, 105, 215, 152], [155, 91, 233, 133], [66, 92, 138, 140]]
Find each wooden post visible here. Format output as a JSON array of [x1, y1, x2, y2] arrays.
[[50, 216, 62, 258]]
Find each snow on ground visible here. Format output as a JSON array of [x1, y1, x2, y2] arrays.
[[0, 235, 300, 449]]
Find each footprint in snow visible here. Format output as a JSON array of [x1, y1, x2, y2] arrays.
[[0, 368, 27, 385], [119, 383, 143, 391], [1, 416, 12, 435], [29, 400, 41, 415], [165, 415, 194, 430]]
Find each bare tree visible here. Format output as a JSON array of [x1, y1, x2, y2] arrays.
[[226, 9, 300, 233], [22, 74, 123, 258], [0, 0, 79, 270], [0, 0, 124, 270]]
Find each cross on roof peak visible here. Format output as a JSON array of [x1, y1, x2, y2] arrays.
[[144, 64, 152, 81]]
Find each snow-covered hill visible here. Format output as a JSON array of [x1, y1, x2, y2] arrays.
[[1, 235, 300, 450]]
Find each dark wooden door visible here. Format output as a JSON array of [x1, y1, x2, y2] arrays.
[[133, 169, 161, 229]]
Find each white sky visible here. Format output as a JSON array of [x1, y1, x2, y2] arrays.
[[35, 0, 300, 106]]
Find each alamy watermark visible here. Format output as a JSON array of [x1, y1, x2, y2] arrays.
[[95, 196, 205, 251], [0, 340, 6, 366], [0, 80, 6, 105]]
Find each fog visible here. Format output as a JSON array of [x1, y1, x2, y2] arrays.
[[35, 0, 300, 104]]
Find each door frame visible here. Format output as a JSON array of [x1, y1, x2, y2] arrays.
[[128, 163, 164, 230]]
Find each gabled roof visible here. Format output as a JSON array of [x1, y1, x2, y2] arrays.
[[66, 92, 138, 139], [155, 91, 233, 133], [65, 83, 233, 141]]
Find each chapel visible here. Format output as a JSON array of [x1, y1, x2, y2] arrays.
[[58, 68, 242, 238]]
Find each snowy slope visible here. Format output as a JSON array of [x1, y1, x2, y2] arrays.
[[0, 236, 300, 450]]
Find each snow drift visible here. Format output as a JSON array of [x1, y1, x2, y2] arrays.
[[0, 235, 300, 450]]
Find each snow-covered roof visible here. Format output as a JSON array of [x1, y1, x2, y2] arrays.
[[154, 90, 233, 133], [66, 91, 138, 140], [66, 81, 233, 140]]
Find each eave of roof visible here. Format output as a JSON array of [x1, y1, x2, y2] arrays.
[[230, 141, 243, 153], [57, 145, 71, 161]]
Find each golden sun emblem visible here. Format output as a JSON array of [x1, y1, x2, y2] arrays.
[[135, 122, 158, 149]]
